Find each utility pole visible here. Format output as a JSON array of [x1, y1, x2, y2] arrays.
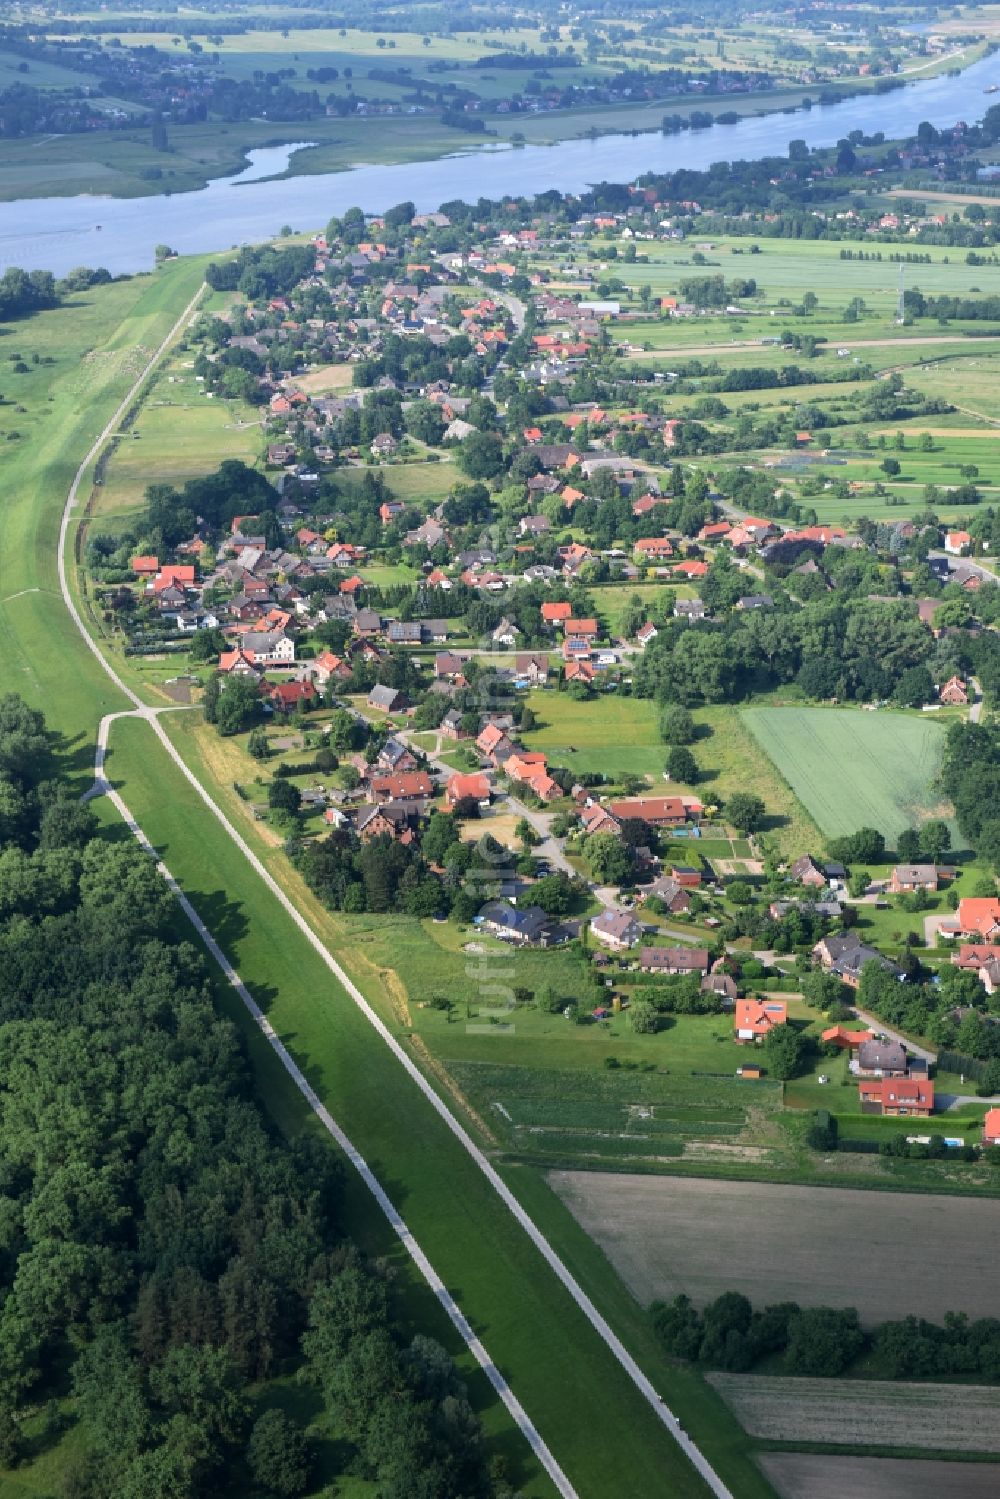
[[896, 261, 905, 324]]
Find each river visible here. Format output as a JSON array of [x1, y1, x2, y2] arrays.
[[0, 51, 997, 277]]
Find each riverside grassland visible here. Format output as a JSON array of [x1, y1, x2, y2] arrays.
[[0, 260, 758, 1499]]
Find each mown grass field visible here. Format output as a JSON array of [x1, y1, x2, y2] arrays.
[[741, 706, 951, 843], [551, 1173, 1000, 1323], [92, 358, 261, 520]]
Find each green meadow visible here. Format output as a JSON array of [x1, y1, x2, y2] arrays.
[[742, 705, 952, 843]]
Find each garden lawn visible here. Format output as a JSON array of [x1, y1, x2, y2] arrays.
[[741, 706, 953, 844]]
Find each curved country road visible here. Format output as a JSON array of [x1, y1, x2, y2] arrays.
[[58, 286, 734, 1499]]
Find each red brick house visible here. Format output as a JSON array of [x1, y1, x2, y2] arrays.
[[607, 796, 700, 827], [858, 1077, 934, 1117]]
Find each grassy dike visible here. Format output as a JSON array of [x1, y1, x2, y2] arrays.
[[0, 259, 775, 1494]]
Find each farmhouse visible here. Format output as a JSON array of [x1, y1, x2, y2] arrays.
[[858, 1076, 935, 1117], [940, 675, 969, 706], [240, 631, 295, 667], [983, 1109, 1000, 1147], [590, 910, 642, 950], [639, 946, 710, 975], [733, 997, 787, 1044]]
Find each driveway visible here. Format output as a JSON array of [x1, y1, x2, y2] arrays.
[[852, 1007, 936, 1064]]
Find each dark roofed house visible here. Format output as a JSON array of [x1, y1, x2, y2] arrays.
[[856, 1038, 907, 1077], [701, 973, 738, 1004], [640, 876, 691, 914], [813, 931, 904, 989], [387, 620, 422, 646], [368, 684, 405, 713], [478, 901, 549, 945]]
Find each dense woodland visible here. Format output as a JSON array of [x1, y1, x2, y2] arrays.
[[0, 696, 511, 1498]]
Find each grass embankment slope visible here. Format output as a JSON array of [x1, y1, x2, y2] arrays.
[[0, 262, 771, 1498], [0, 268, 217, 759]]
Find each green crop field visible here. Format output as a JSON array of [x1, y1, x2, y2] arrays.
[[741, 705, 952, 843]]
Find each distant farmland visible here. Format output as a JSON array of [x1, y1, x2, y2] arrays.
[[549, 1173, 1000, 1323], [740, 706, 951, 842]]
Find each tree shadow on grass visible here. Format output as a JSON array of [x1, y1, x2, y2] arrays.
[[758, 812, 791, 832], [56, 727, 97, 787]]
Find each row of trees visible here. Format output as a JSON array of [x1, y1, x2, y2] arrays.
[[652, 1291, 1000, 1382]]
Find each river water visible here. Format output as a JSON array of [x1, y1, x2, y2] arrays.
[[1, 51, 997, 276]]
